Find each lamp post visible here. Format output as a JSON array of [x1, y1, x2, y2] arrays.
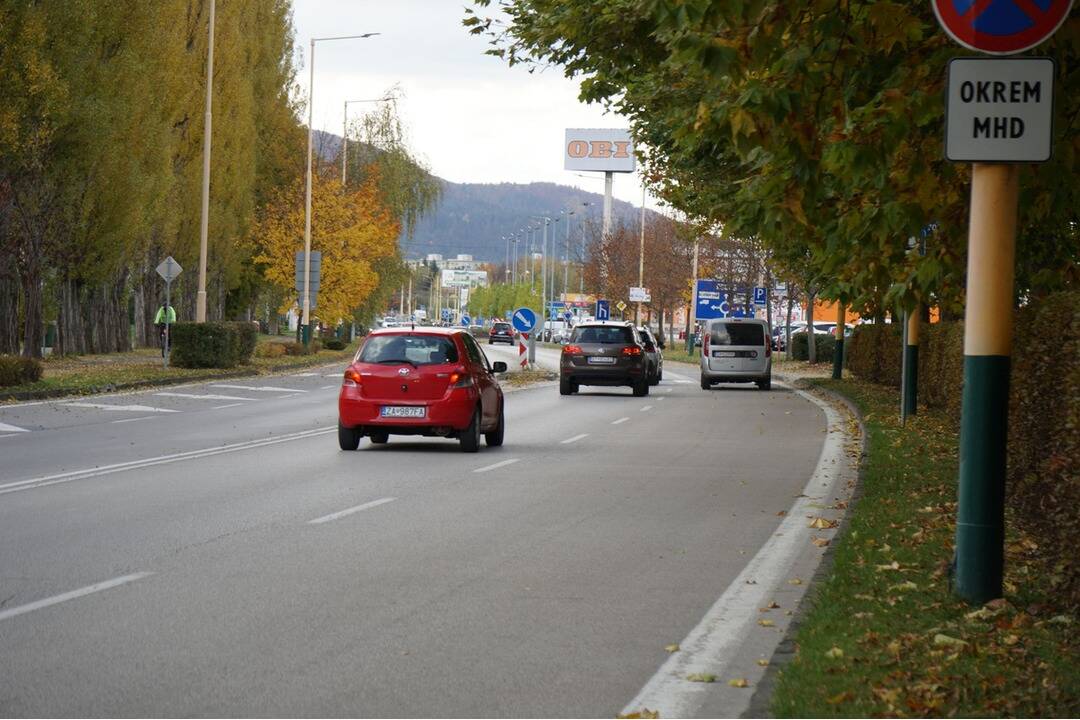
[[636, 184, 646, 325], [302, 32, 380, 347], [342, 94, 393, 187], [195, 0, 216, 323]]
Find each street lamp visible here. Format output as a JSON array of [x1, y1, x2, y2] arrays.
[[342, 93, 395, 187], [195, 0, 216, 323], [302, 32, 381, 347]]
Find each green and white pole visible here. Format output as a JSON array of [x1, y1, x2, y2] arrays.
[[831, 303, 845, 379], [903, 308, 920, 418], [955, 163, 1018, 604]]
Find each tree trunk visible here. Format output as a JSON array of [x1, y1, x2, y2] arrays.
[[21, 266, 43, 359], [807, 292, 817, 364], [785, 288, 794, 360], [0, 273, 19, 355]]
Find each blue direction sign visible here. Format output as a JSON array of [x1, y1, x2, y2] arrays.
[[933, 0, 1073, 55], [563, 311, 573, 324], [595, 299, 610, 321], [511, 307, 537, 333], [441, 308, 451, 321], [696, 280, 752, 319], [461, 314, 471, 326], [753, 286, 767, 306]]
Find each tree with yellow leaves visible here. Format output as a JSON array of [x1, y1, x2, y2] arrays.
[[254, 169, 399, 324]]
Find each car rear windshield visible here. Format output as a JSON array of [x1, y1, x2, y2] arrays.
[[492, 323, 510, 330], [358, 334, 459, 365], [709, 322, 765, 346], [572, 326, 634, 344]]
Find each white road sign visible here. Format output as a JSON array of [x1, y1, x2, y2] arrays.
[[156, 256, 183, 282], [629, 286, 651, 302], [946, 57, 1054, 163]]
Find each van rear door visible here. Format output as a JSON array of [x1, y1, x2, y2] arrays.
[[707, 321, 767, 373]]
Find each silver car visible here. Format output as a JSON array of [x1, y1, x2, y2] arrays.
[[699, 318, 772, 390]]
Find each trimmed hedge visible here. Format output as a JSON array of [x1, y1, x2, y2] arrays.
[[791, 333, 835, 363], [0, 355, 44, 387], [846, 292, 1080, 605], [846, 323, 902, 386], [323, 338, 347, 351], [254, 342, 287, 358], [169, 322, 257, 368]]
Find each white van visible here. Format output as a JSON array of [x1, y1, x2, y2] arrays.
[[699, 317, 772, 390]]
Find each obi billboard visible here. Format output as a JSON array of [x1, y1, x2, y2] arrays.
[[564, 128, 636, 173]]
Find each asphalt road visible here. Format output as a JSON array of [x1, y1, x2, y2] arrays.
[[0, 349, 833, 717]]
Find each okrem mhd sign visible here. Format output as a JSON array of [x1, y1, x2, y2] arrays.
[[945, 57, 1054, 163]]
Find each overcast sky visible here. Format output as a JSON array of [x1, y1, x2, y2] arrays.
[[291, 0, 658, 209]]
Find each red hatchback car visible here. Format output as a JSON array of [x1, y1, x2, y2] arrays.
[[338, 327, 508, 452]]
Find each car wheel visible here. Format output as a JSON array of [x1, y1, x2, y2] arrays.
[[648, 366, 660, 386], [338, 422, 361, 451], [560, 376, 574, 396], [485, 402, 505, 447], [657, 368, 663, 382], [700, 375, 711, 390], [757, 377, 772, 391], [369, 431, 389, 444], [459, 407, 481, 453], [633, 378, 649, 397]]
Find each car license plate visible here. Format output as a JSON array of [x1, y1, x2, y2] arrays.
[[587, 356, 616, 364], [714, 350, 736, 358], [380, 406, 426, 418]]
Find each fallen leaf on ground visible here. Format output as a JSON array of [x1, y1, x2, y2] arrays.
[[617, 710, 659, 719], [758, 619, 775, 627], [788, 578, 803, 585], [825, 646, 844, 659], [687, 673, 716, 683], [728, 678, 749, 688], [826, 691, 854, 704], [875, 561, 901, 571], [664, 643, 680, 653], [890, 580, 918, 592], [933, 634, 967, 648], [808, 517, 838, 529], [812, 537, 831, 547], [756, 659, 769, 667]]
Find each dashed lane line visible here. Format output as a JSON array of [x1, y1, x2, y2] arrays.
[[320, 385, 336, 390], [211, 384, 308, 393], [111, 417, 155, 425], [611, 417, 630, 425], [640, 405, 653, 412], [0, 572, 154, 623], [0, 422, 29, 433], [657, 396, 667, 401], [212, 403, 245, 410], [473, 458, 520, 473], [560, 433, 589, 444], [154, 392, 257, 402], [293, 372, 320, 377], [65, 402, 179, 414], [308, 497, 396, 525]]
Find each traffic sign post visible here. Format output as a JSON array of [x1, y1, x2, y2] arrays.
[[752, 286, 767, 306], [595, 299, 610, 321], [295, 251, 321, 346], [933, 0, 1071, 605], [512, 307, 536, 369], [461, 314, 471, 327], [155, 256, 183, 369]]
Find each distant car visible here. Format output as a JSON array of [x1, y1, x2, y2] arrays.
[[488, 321, 515, 345], [338, 327, 508, 453], [559, 321, 649, 397], [699, 317, 772, 390], [635, 325, 664, 386]]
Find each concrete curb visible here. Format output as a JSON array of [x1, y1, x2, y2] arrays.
[[0, 355, 357, 405], [742, 377, 869, 719]]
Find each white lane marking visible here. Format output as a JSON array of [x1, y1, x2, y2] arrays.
[[111, 417, 155, 425], [639, 405, 653, 412], [0, 422, 29, 433], [308, 497, 396, 525], [154, 392, 256, 402], [0, 572, 154, 623], [664, 388, 673, 393], [320, 385, 336, 390], [293, 372, 319, 377], [0, 433, 19, 439], [473, 458, 520, 474], [621, 383, 850, 719], [65, 402, 179, 414], [560, 433, 589, 444], [323, 373, 344, 378], [211, 384, 308, 393], [212, 403, 244, 410], [672, 379, 692, 384], [0, 426, 335, 496], [657, 396, 667, 402], [611, 417, 629, 425]]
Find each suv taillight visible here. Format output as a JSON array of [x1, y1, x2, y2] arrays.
[[563, 344, 583, 355], [621, 346, 642, 356]]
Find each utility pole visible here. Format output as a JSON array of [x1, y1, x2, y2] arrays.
[[686, 240, 699, 354], [636, 184, 646, 325], [195, 0, 216, 323]]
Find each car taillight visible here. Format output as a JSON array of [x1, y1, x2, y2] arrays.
[[704, 333, 711, 354], [764, 341, 771, 357], [343, 367, 362, 388], [563, 344, 583, 355], [449, 371, 473, 388], [622, 346, 642, 356]]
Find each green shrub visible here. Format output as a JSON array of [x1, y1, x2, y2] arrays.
[[282, 340, 321, 356], [0, 355, 44, 387], [254, 342, 287, 358], [323, 338, 347, 351], [847, 323, 902, 386], [169, 322, 256, 368], [790, 333, 835, 363]]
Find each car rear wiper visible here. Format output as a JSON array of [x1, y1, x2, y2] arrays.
[[375, 358, 417, 367]]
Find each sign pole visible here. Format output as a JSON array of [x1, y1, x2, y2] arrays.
[[686, 241, 698, 354], [955, 162, 1019, 604], [163, 278, 171, 369], [904, 307, 920, 417]]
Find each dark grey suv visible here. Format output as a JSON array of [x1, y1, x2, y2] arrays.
[[559, 321, 649, 396]]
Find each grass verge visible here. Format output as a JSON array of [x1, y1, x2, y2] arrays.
[[771, 378, 1078, 718], [1, 341, 359, 402]]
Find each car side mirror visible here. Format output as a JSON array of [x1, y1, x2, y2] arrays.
[[492, 361, 508, 374]]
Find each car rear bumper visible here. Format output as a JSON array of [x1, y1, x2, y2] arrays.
[[561, 363, 645, 386], [338, 388, 476, 432]]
